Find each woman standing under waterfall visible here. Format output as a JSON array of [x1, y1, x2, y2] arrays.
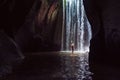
[[71, 41, 75, 54]]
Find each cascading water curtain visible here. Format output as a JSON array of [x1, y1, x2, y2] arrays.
[[61, 0, 92, 53], [60, 0, 92, 79]]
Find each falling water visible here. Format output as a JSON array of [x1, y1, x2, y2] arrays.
[[61, 0, 92, 53], [60, 0, 92, 79]]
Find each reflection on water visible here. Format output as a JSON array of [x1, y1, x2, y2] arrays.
[[52, 52, 92, 80], [11, 52, 92, 80]]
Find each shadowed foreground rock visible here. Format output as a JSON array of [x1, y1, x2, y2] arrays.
[[84, 0, 120, 80], [0, 32, 24, 79]]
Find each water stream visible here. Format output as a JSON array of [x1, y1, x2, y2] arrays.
[[61, 0, 92, 53], [60, 0, 92, 79]]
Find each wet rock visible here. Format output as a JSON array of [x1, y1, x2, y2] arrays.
[[84, 0, 120, 65], [84, 0, 120, 80], [0, 31, 24, 78]]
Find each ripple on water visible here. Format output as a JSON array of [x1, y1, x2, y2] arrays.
[[52, 52, 92, 80]]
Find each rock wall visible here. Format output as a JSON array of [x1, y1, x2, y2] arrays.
[[84, 0, 120, 68]]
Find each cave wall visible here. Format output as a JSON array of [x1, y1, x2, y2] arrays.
[[84, 0, 120, 66], [0, 0, 120, 61], [0, 0, 63, 52], [0, 0, 36, 37], [0, 0, 62, 77]]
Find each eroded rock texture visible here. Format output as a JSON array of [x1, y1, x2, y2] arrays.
[[84, 0, 120, 80]]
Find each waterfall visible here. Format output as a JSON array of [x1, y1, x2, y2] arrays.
[[61, 0, 92, 53]]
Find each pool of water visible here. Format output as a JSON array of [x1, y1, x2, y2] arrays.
[[52, 52, 92, 80], [9, 52, 92, 80]]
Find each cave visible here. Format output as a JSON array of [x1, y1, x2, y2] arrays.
[[0, 0, 120, 80]]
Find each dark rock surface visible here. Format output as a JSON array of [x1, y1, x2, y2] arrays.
[[14, 0, 62, 52], [0, 0, 35, 37], [0, 32, 24, 79], [84, 0, 120, 80], [84, 0, 120, 65]]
